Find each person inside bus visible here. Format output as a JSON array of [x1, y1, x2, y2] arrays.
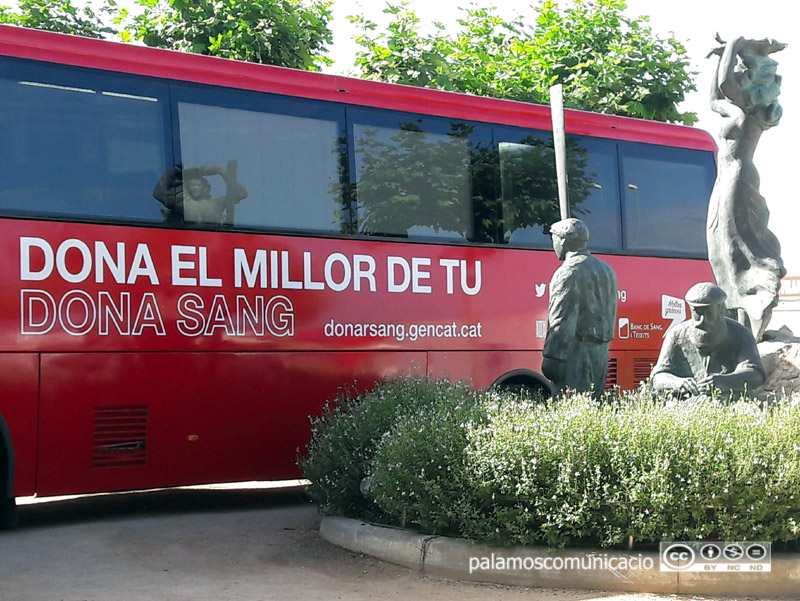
[[153, 163, 247, 226], [650, 282, 765, 399]]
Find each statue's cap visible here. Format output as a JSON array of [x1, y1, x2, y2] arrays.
[[550, 218, 589, 242], [685, 282, 727, 307]]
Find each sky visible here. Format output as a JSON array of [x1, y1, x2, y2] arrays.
[[324, 0, 800, 276]]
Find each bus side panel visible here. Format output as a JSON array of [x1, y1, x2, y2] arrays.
[[615, 351, 660, 391], [37, 351, 424, 497], [0, 353, 38, 496], [427, 351, 545, 390], [429, 350, 662, 392]]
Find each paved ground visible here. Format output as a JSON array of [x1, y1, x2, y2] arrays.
[[0, 485, 782, 601]]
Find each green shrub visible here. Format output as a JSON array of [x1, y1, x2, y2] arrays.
[[468, 392, 800, 547], [298, 375, 471, 520], [368, 380, 487, 535], [300, 376, 800, 548], [465, 392, 633, 547]]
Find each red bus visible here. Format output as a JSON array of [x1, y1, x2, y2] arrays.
[[0, 25, 715, 522]]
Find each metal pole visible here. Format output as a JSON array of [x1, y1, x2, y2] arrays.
[[550, 84, 570, 220]]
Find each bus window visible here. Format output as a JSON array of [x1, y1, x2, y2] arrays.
[[351, 112, 484, 243], [620, 143, 714, 258], [565, 135, 621, 253], [495, 128, 620, 252], [497, 131, 556, 248], [0, 63, 168, 223], [176, 99, 345, 232]]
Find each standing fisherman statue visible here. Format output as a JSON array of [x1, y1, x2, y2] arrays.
[[541, 86, 617, 400], [706, 35, 786, 342]]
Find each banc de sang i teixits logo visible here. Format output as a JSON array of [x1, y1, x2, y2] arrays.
[[659, 542, 771, 572]]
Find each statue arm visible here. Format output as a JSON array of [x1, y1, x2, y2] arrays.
[[541, 267, 578, 383], [710, 36, 746, 120], [218, 164, 248, 204], [153, 167, 182, 209], [651, 372, 700, 396], [192, 165, 248, 205], [697, 332, 765, 394], [542, 268, 577, 362], [717, 37, 744, 100], [697, 363, 763, 394], [650, 329, 699, 396]]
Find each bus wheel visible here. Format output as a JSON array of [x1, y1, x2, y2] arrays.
[[0, 425, 17, 529], [492, 372, 552, 400], [0, 496, 17, 529]]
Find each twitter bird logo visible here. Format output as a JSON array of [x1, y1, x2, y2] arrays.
[[535, 283, 547, 297]]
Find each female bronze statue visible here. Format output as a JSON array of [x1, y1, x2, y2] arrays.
[[707, 35, 786, 342]]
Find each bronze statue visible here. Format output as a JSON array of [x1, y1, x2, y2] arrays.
[[651, 282, 765, 398], [707, 35, 786, 342], [542, 218, 617, 399]]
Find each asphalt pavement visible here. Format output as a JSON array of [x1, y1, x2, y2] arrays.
[[0, 485, 780, 601]]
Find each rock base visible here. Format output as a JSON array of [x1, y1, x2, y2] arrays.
[[757, 330, 800, 398]]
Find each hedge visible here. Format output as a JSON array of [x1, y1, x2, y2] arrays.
[[299, 376, 800, 548]]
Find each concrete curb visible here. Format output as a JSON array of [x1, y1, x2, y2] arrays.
[[320, 516, 800, 597]]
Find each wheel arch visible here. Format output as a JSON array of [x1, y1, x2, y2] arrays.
[[490, 369, 553, 397]]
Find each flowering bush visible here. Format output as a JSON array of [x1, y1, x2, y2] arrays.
[[368, 381, 486, 535], [300, 376, 800, 548], [298, 376, 471, 520]]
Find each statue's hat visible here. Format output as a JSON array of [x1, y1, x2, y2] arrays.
[[550, 218, 589, 242], [685, 282, 727, 307]]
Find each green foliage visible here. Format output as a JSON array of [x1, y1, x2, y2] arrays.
[[353, 121, 476, 237], [349, 123, 596, 241], [0, 0, 121, 38], [351, 0, 697, 125], [125, 0, 333, 70], [298, 376, 469, 520], [368, 380, 486, 535], [0, 0, 332, 70], [301, 377, 800, 548], [493, 136, 594, 239], [349, 3, 448, 88]]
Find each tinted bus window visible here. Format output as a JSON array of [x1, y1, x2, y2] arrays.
[[620, 143, 714, 257], [496, 129, 555, 248], [351, 111, 490, 243], [495, 128, 621, 251], [175, 97, 345, 232], [567, 135, 621, 253], [0, 62, 169, 223]]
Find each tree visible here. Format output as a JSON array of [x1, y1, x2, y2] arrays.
[[0, 0, 120, 38], [351, 0, 698, 125], [0, 0, 333, 71], [126, 0, 334, 70]]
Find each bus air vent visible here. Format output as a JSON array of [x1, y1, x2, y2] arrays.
[[604, 358, 618, 390], [633, 358, 655, 387], [92, 405, 148, 469]]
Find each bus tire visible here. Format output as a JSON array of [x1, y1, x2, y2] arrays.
[[0, 497, 16, 529], [0, 415, 17, 529], [491, 370, 552, 400]]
